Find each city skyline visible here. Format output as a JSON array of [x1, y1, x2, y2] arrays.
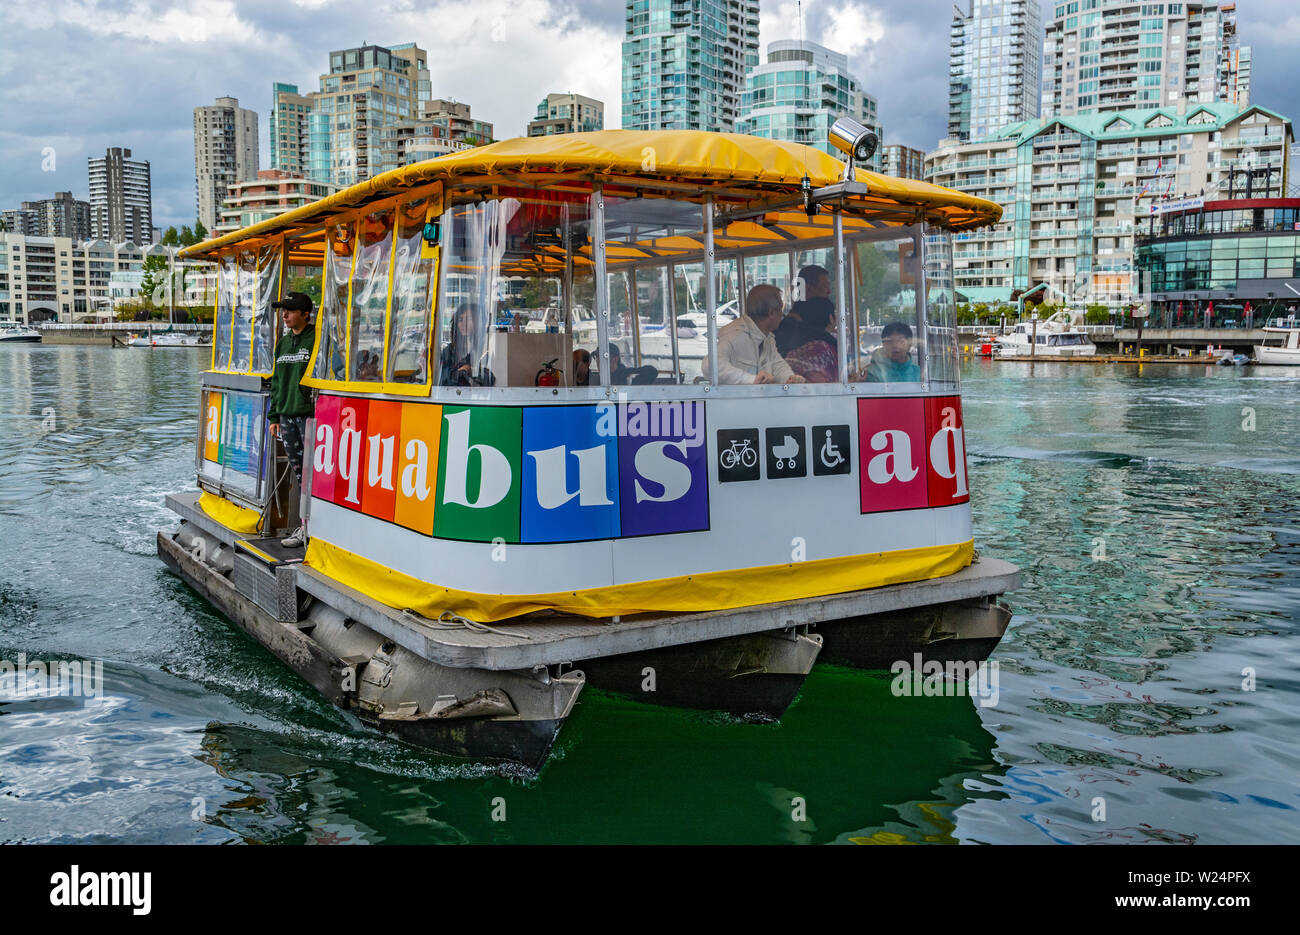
[[3, 0, 1299, 229]]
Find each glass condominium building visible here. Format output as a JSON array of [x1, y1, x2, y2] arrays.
[[949, 0, 1043, 142], [1042, 1, 1251, 117], [736, 40, 882, 166], [622, 0, 760, 131], [271, 43, 431, 189]]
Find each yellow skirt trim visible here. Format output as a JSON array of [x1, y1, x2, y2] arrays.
[[198, 490, 263, 535], [304, 537, 975, 623]]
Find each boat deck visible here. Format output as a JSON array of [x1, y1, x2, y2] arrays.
[[293, 559, 1019, 671]]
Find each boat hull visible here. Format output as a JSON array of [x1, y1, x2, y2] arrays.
[[1253, 346, 1300, 366], [158, 526, 584, 770]]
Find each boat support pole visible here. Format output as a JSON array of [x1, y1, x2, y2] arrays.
[[704, 196, 718, 385], [593, 185, 610, 389]]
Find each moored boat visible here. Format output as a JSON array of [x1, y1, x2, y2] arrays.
[[995, 310, 1097, 358], [1253, 318, 1300, 365], [160, 123, 1020, 769], [0, 323, 42, 343]]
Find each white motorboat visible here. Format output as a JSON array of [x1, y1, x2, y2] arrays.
[[1253, 318, 1300, 366], [995, 310, 1097, 358], [127, 328, 211, 348], [0, 323, 41, 343]]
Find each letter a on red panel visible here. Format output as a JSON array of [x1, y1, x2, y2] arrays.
[[311, 394, 341, 503], [924, 395, 970, 506], [857, 397, 927, 513]]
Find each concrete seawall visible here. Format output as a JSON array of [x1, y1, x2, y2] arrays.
[[39, 323, 212, 346]]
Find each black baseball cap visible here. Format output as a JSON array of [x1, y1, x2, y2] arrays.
[[272, 292, 313, 313]]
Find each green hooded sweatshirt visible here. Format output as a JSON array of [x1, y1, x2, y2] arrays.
[[268, 328, 315, 423]]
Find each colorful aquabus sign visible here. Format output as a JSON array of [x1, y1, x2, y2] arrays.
[[310, 397, 709, 544], [200, 388, 267, 479]]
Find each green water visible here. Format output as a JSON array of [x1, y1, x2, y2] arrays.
[[1, 347, 1297, 843]]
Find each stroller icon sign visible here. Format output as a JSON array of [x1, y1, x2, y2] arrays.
[[765, 426, 807, 478]]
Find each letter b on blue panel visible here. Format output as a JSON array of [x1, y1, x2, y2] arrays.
[[521, 406, 620, 542]]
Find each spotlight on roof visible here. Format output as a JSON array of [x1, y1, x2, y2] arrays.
[[828, 117, 878, 180]]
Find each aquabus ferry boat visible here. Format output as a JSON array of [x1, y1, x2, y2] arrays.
[[161, 123, 1019, 768]]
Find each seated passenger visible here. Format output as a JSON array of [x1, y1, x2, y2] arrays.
[[784, 297, 839, 384], [862, 321, 922, 382], [438, 304, 495, 386], [775, 264, 833, 356], [716, 284, 807, 385], [572, 348, 592, 386], [607, 343, 658, 385]]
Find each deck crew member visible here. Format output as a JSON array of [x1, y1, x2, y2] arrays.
[[862, 320, 921, 382], [716, 284, 807, 385], [267, 291, 316, 548]]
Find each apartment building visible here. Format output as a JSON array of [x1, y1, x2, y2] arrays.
[[2, 192, 92, 240], [194, 96, 260, 232], [88, 147, 152, 244], [528, 93, 604, 137], [923, 100, 1291, 307], [0, 232, 146, 323], [882, 145, 926, 180], [622, 0, 760, 131], [950, 0, 1043, 142], [737, 40, 882, 166], [1042, 1, 1251, 117], [215, 170, 339, 236]]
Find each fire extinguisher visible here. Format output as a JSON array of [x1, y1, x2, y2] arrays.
[[535, 358, 562, 387]]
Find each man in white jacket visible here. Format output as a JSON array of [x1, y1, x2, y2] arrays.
[[716, 284, 807, 385]]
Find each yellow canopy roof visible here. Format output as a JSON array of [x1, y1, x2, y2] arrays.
[[181, 130, 1001, 260]]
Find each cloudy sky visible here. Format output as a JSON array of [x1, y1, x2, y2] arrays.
[[3, 0, 1298, 230]]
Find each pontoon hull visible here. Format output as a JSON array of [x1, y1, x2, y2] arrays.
[[158, 527, 583, 770]]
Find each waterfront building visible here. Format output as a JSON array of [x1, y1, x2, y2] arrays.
[[528, 93, 604, 137], [949, 0, 1042, 142], [88, 147, 152, 244], [270, 83, 313, 177], [0, 232, 146, 323], [193, 96, 260, 233], [882, 144, 926, 180], [214, 170, 339, 236], [622, 0, 760, 131], [377, 99, 494, 171], [1042, 1, 1250, 118], [1, 192, 91, 241], [923, 100, 1291, 308], [736, 39, 882, 166], [1137, 197, 1300, 324], [272, 43, 431, 188]]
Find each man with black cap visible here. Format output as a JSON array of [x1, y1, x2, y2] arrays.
[[268, 292, 315, 548]]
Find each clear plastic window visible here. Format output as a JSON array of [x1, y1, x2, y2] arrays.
[[386, 197, 435, 385], [436, 190, 592, 387], [252, 243, 281, 374], [601, 197, 712, 385], [348, 208, 394, 383], [923, 229, 959, 387], [851, 234, 922, 384], [312, 222, 353, 382], [232, 251, 256, 373], [634, 267, 676, 382], [213, 254, 236, 370]]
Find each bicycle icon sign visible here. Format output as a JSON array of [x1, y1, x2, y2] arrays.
[[720, 437, 758, 470]]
